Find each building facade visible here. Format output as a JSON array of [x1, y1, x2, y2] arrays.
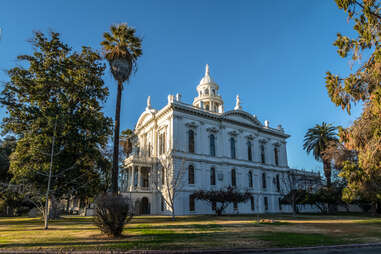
[[121, 65, 318, 215]]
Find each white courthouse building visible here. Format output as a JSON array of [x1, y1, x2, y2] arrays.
[[121, 65, 318, 215]]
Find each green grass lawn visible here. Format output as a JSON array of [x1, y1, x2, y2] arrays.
[[0, 214, 381, 250]]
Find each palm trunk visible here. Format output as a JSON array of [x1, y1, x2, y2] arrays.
[[323, 160, 332, 188], [112, 80, 123, 195]]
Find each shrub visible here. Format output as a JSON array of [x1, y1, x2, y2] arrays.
[[94, 194, 133, 237], [193, 186, 252, 216]]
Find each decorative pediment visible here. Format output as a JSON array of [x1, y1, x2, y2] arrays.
[[228, 130, 239, 136], [221, 110, 262, 127], [206, 126, 219, 133], [245, 134, 256, 140], [259, 137, 269, 143], [185, 121, 198, 128], [135, 110, 155, 130]]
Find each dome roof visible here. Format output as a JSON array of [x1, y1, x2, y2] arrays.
[[198, 64, 216, 86]]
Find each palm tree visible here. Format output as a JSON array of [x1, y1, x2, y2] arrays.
[[101, 24, 142, 195], [303, 122, 338, 187]]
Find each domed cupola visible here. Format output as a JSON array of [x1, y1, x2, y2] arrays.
[[192, 64, 224, 113]]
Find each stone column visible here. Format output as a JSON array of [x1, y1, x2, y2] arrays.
[[137, 166, 142, 188], [131, 167, 135, 191]]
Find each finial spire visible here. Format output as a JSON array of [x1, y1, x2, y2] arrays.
[[146, 96, 151, 110], [206, 64, 210, 75]]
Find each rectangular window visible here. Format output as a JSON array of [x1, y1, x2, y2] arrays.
[[158, 132, 166, 155], [276, 175, 280, 192], [161, 196, 165, 211], [262, 173, 267, 189], [189, 195, 195, 211], [264, 197, 268, 211], [188, 130, 195, 153], [274, 147, 279, 166], [251, 197, 255, 211], [261, 144, 266, 164], [210, 168, 216, 185], [212, 201, 216, 211], [233, 201, 238, 210], [279, 198, 282, 211], [248, 141, 252, 161], [188, 165, 195, 185]]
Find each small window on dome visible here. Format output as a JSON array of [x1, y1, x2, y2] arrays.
[[204, 89, 209, 95], [212, 89, 216, 95]]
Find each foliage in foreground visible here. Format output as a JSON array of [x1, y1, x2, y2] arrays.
[[0, 31, 113, 222], [94, 194, 133, 237], [193, 187, 252, 216], [325, 0, 381, 212]]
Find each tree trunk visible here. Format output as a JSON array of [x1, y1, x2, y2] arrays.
[[323, 160, 332, 188], [171, 209, 175, 221], [112, 81, 123, 195], [370, 201, 378, 216]]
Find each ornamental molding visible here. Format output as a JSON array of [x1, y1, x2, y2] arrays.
[[228, 130, 239, 136], [206, 126, 219, 133], [185, 121, 198, 129]]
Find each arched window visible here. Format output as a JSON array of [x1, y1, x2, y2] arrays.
[[230, 137, 236, 159], [188, 130, 195, 153], [204, 89, 209, 95], [188, 165, 195, 184], [231, 169, 236, 187], [210, 134, 216, 156], [248, 171, 253, 188], [210, 167, 216, 185], [261, 143, 266, 163], [274, 147, 279, 166], [248, 141, 252, 161], [250, 196, 255, 211], [262, 172, 267, 189]]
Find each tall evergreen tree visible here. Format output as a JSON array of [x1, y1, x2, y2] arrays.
[[303, 122, 338, 187], [101, 23, 142, 194]]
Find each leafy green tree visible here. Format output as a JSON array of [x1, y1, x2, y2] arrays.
[[0, 136, 16, 183], [324, 0, 381, 214], [0, 31, 113, 223], [303, 122, 338, 187], [101, 24, 142, 195]]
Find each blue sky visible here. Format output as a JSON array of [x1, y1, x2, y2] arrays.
[[0, 0, 362, 173]]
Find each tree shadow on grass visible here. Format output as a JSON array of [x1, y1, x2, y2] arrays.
[[0, 232, 214, 250]]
